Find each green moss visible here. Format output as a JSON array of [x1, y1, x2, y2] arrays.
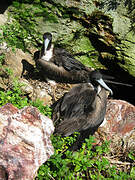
[[118, 59, 135, 77], [78, 56, 95, 67], [72, 36, 92, 53], [80, 55, 105, 69], [116, 31, 135, 77]]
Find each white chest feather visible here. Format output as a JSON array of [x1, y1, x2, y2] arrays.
[[41, 45, 53, 61]]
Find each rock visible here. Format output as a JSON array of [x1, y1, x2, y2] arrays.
[[0, 0, 134, 104], [19, 79, 34, 97], [0, 165, 8, 180], [5, 48, 34, 77], [1, 0, 135, 77], [32, 86, 52, 106], [97, 99, 135, 151], [0, 103, 54, 180], [0, 11, 8, 26], [98, 0, 135, 78], [105, 99, 135, 135]]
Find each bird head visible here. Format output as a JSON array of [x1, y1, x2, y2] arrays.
[[90, 70, 113, 95], [43, 32, 52, 52]]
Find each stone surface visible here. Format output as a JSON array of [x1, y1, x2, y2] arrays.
[[0, 103, 54, 180], [105, 99, 135, 135], [97, 99, 135, 150], [0, 11, 8, 26], [0, 0, 134, 105], [99, 0, 135, 77], [5, 48, 34, 77], [32, 86, 52, 106]]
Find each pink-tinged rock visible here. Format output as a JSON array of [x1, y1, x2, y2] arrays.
[[105, 99, 135, 134], [0, 103, 54, 180], [98, 99, 135, 150]]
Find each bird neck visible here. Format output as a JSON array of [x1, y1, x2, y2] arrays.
[[97, 85, 102, 94], [41, 44, 54, 61], [88, 83, 102, 94]]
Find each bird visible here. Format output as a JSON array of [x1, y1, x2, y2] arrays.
[[34, 32, 95, 85], [52, 70, 112, 139], [35, 33, 132, 85]]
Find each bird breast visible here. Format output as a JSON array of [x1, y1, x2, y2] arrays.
[[41, 45, 54, 61]]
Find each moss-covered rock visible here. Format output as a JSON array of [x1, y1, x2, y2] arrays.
[[98, 0, 135, 77], [1, 0, 135, 79]]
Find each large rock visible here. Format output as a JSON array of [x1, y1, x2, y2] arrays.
[[16, 0, 135, 77], [98, 0, 135, 78], [97, 99, 135, 151], [0, 103, 54, 180]]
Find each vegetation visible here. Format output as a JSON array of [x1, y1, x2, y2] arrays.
[[1, 3, 40, 52], [37, 135, 135, 180], [0, 78, 52, 118], [1, 0, 59, 52]]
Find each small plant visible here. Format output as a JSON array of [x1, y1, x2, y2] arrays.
[[0, 79, 52, 119], [31, 99, 52, 118], [2, 21, 36, 52], [0, 80, 28, 108], [0, 53, 5, 65], [37, 134, 134, 180]]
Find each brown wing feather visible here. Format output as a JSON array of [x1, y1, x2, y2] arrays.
[[53, 84, 107, 136], [53, 48, 87, 71], [37, 59, 89, 83], [53, 84, 101, 136]]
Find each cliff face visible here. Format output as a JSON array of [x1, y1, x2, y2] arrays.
[[1, 0, 135, 76], [0, 0, 135, 104]]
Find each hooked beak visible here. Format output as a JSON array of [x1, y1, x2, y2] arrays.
[[44, 38, 50, 52], [96, 78, 113, 95]]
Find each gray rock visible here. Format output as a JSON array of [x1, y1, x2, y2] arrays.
[[99, 0, 135, 77], [32, 86, 52, 106]]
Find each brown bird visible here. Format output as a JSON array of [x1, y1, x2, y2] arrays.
[[52, 70, 112, 137], [35, 32, 95, 85]]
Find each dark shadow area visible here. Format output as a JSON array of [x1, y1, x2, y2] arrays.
[[99, 56, 135, 105], [21, 59, 44, 82], [21, 59, 48, 82], [21, 59, 35, 78], [33, 51, 40, 61], [89, 33, 117, 55], [0, 0, 12, 14], [99, 0, 120, 11], [0, 165, 8, 180], [125, 0, 133, 11], [87, 17, 135, 105]]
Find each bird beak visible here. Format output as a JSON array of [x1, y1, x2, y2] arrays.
[[44, 38, 50, 52], [96, 78, 113, 95]]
